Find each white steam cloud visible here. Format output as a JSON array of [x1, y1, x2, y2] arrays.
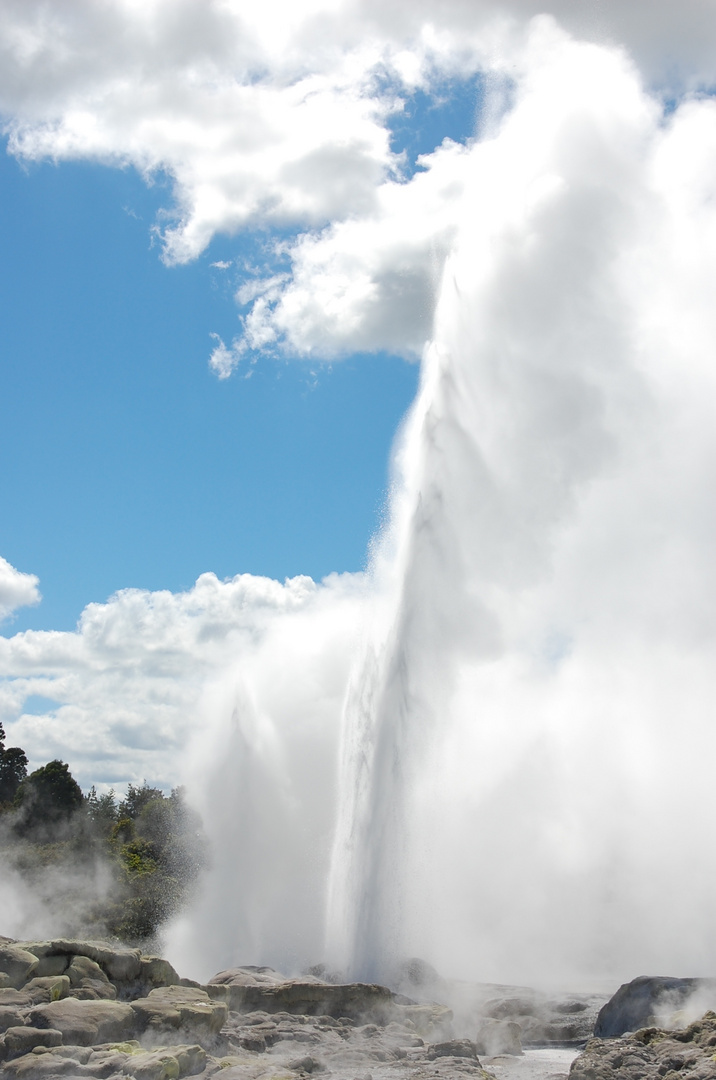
[[171, 25, 716, 987]]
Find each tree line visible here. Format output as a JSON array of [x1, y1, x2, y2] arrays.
[[0, 722, 206, 943]]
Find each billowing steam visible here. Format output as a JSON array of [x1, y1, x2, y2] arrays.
[[168, 23, 716, 989]]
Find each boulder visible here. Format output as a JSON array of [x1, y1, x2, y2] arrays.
[[208, 971, 401, 1024], [0, 988, 33, 1009], [427, 1038, 479, 1060], [0, 1054, 91, 1078], [571, 1011, 716, 1079], [33, 954, 69, 979], [594, 976, 716, 1037], [138, 956, 181, 990], [66, 955, 117, 1000], [130, 985, 228, 1039], [120, 1042, 207, 1080], [0, 945, 39, 989], [27, 996, 137, 1045], [20, 939, 143, 985], [3, 1026, 63, 1058], [0, 1006, 27, 1033], [23, 976, 71, 1003]]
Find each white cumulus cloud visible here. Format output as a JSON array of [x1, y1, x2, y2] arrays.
[[0, 555, 41, 622], [2, 1, 714, 376], [0, 568, 366, 794]]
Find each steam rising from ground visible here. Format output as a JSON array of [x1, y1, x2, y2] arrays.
[[170, 26, 716, 987]]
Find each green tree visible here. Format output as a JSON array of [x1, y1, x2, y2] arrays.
[[0, 722, 28, 806], [85, 786, 118, 838], [14, 759, 84, 834], [119, 782, 165, 821]]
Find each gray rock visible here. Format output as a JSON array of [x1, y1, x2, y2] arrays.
[[130, 985, 228, 1039], [23, 976, 71, 1004], [594, 976, 716, 1037], [19, 939, 143, 985], [33, 955, 69, 979], [288, 1055, 325, 1072], [427, 1038, 479, 1060], [1, 1053, 91, 1078], [0, 1006, 27, 1033], [0, 945, 39, 989], [28, 996, 137, 1045], [208, 970, 432, 1028], [138, 955, 181, 990], [3, 1026, 63, 1058], [571, 1011, 716, 1078], [0, 988, 33, 1009], [118, 1042, 207, 1080]]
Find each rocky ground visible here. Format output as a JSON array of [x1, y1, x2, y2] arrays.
[[2, 938, 716, 1080]]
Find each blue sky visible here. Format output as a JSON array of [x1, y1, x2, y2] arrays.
[[0, 69, 489, 634], [0, 150, 419, 632]]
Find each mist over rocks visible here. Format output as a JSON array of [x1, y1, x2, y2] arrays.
[[6, 935, 716, 1080], [0, 935, 619, 1080], [593, 976, 716, 1039]]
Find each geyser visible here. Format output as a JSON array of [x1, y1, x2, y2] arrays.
[[170, 26, 716, 988]]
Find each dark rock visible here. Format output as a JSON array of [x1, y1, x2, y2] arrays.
[[428, 1038, 479, 1059], [594, 976, 716, 1037], [571, 1011, 716, 1078]]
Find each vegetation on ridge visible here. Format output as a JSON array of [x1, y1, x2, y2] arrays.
[[0, 722, 207, 944]]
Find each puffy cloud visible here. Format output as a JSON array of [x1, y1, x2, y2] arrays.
[[0, 555, 41, 622], [0, 569, 366, 793], [2, 1, 714, 374]]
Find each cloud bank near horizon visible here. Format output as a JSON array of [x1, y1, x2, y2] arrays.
[[0, 562, 366, 794]]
